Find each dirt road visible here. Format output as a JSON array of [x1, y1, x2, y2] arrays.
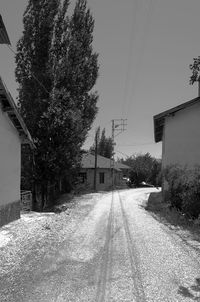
[[1, 188, 200, 301]]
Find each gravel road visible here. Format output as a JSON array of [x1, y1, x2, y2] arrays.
[[1, 188, 200, 301]]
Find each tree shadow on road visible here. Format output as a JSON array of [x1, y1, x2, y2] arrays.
[[178, 278, 200, 300]]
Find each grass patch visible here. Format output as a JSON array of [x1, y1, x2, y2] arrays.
[[145, 192, 200, 244]]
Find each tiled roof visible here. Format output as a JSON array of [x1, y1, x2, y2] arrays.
[[81, 153, 131, 170], [0, 15, 11, 45], [0, 77, 34, 149], [115, 162, 131, 170]]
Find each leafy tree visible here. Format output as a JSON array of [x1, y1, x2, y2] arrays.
[[46, 0, 99, 187], [98, 128, 113, 158], [189, 56, 200, 96], [16, 0, 59, 208], [121, 153, 161, 187], [190, 56, 200, 85], [90, 127, 113, 158], [16, 0, 99, 208], [16, 0, 59, 135]]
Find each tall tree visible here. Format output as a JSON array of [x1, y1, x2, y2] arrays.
[[90, 128, 113, 158], [50, 0, 99, 128], [15, 0, 99, 207], [45, 0, 99, 180], [16, 0, 59, 136], [190, 56, 200, 96], [15, 0, 59, 208]]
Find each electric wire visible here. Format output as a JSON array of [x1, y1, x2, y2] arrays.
[[115, 150, 130, 158], [122, 0, 155, 120], [121, 0, 139, 118], [118, 142, 155, 147]]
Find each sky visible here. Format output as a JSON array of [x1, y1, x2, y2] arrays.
[[1, 0, 200, 159]]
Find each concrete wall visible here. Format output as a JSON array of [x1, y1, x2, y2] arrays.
[[0, 108, 21, 226], [162, 102, 200, 199], [114, 171, 123, 186], [81, 168, 126, 191], [163, 102, 200, 168], [83, 168, 112, 191]]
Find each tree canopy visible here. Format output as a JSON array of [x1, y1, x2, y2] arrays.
[[16, 0, 99, 207], [190, 56, 200, 85], [90, 127, 113, 159], [120, 153, 161, 187]]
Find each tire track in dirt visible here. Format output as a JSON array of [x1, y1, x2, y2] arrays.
[[95, 191, 114, 302], [117, 190, 146, 302]]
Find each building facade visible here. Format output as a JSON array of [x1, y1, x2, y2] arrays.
[[80, 153, 130, 191], [0, 77, 34, 226], [154, 96, 200, 198]]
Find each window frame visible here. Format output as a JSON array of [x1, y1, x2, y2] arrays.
[[99, 172, 105, 184]]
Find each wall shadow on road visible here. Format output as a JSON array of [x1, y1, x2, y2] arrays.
[[178, 278, 200, 300]]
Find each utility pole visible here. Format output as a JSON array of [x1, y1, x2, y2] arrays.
[[198, 78, 200, 97], [93, 128, 99, 191], [111, 119, 127, 189], [111, 120, 115, 188]]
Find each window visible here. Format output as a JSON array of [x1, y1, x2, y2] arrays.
[[79, 172, 87, 183], [99, 172, 105, 184]]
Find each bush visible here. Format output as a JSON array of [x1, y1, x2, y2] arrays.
[[164, 165, 200, 218], [164, 165, 187, 210], [181, 167, 200, 218], [121, 153, 161, 187]]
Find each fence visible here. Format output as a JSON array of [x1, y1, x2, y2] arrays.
[[20, 190, 32, 211]]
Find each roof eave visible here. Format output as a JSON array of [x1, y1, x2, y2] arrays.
[[0, 77, 35, 149], [0, 15, 11, 45], [153, 96, 200, 143]]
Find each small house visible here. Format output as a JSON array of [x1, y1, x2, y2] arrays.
[[154, 96, 200, 199], [0, 77, 34, 226], [80, 153, 130, 191]]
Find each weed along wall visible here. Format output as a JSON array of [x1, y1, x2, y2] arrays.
[[162, 102, 200, 203], [0, 108, 21, 226]]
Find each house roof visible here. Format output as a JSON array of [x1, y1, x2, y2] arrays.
[[0, 77, 35, 149], [114, 161, 131, 170], [153, 96, 200, 143], [0, 15, 11, 45], [81, 153, 131, 171]]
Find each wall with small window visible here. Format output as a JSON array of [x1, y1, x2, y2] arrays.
[[78, 172, 87, 184], [79, 168, 112, 190], [79, 168, 127, 191]]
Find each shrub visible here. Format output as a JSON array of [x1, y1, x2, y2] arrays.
[[181, 167, 200, 218], [164, 165, 200, 218], [164, 165, 187, 210]]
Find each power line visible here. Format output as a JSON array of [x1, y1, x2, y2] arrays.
[[115, 150, 130, 157], [122, 0, 155, 119], [111, 119, 127, 187], [121, 0, 139, 117], [117, 142, 155, 147]]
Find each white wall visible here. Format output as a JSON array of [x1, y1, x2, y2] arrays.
[[163, 102, 200, 169], [0, 108, 21, 206]]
